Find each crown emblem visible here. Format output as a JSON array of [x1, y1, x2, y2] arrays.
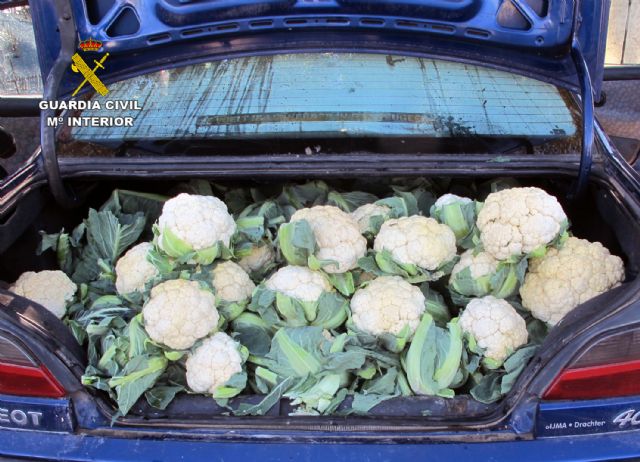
[[79, 38, 102, 52]]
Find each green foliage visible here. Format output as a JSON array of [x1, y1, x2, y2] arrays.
[[39, 208, 146, 284], [277, 219, 316, 267], [449, 257, 527, 306], [34, 180, 549, 418], [358, 249, 457, 284], [403, 314, 463, 397], [327, 191, 379, 213], [231, 312, 273, 356], [155, 225, 228, 266], [242, 327, 366, 415], [248, 284, 348, 331], [430, 198, 480, 249], [420, 284, 451, 324], [470, 345, 538, 403]]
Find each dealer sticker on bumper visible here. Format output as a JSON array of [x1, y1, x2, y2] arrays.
[[537, 396, 640, 437]]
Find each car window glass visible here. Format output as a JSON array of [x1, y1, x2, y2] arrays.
[[68, 54, 577, 144]]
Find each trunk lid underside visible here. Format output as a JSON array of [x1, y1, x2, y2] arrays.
[[29, 0, 608, 97]]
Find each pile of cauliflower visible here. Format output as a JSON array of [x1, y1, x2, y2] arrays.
[[6, 182, 625, 416]]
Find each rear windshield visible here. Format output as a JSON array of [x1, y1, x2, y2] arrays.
[[68, 53, 577, 144]]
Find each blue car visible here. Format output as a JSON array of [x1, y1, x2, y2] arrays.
[[1, 0, 640, 460]]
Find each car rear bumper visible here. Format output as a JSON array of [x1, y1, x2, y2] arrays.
[[0, 427, 639, 462]]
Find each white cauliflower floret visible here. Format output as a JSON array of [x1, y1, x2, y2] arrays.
[[115, 242, 159, 295], [373, 216, 456, 270], [520, 237, 624, 326], [211, 261, 255, 303], [186, 332, 243, 395], [157, 193, 236, 253], [265, 265, 332, 302], [459, 296, 528, 363], [143, 279, 219, 350], [350, 203, 391, 234], [450, 249, 498, 280], [350, 276, 425, 336], [10, 270, 76, 319], [433, 193, 473, 208], [291, 205, 367, 273], [476, 187, 567, 260], [238, 244, 275, 273]]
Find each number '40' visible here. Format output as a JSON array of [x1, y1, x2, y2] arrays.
[[613, 409, 640, 428]]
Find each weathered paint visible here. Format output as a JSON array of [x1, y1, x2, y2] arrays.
[[71, 53, 577, 142]]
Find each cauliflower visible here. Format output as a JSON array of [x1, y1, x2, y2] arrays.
[[430, 194, 477, 247], [459, 296, 528, 364], [10, 270, 76, 319], [143, 279, 219, 350], [350, 276, 425, 337], [211, 261, 255, 303], [451, 249, 498, 281], [238, 244, 275, 274], [186, 332, 245, 396], [156, 193, 236, 264], [520, 237, 624, 325], [290, 205, 367, 273], [265, 265, 332, 302], [114, 242, 159, 295], [350, 203, 391, 234], [434, 194, 473, 208], [476, 187, 567, 260], [449, 249, 520, 301], [373, 216, 457, 271]]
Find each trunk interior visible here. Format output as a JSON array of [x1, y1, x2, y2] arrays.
[[1, 171, 639, 428]]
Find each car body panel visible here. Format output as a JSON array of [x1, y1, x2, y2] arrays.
[[0, 421, 639, 462]]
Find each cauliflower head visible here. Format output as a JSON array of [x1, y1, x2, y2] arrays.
[[265, 265, 332, 302], [459, 296, 528, 363], [431, 194, 476, 245], [186, 332, 244, 395], [115, 242, 159, 295], [433, 193, 473, 208], [10, 270, 76, 319], [350, 203, 391, 234], [350, 276, 425, 336], [448, 249, 520, 301], [211, 261, 255, 303], [373, 216, 457, 270], [291, 205, 367, 273], [157, 193, 236, 261], [520, 237, 624, 326], [143, 279, 219, 350], [238, 244, 275, 274], [450, 249, 498, 281], [476, 187, 567, 260]]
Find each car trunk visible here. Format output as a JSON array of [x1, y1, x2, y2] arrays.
[[1, 165, 638, 431]]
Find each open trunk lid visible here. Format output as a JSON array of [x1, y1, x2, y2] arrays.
[[24, 1, 607, 207], [28, 0, 609, 97]]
